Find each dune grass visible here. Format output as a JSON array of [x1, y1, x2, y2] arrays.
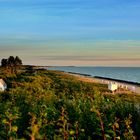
[[0, 67, 139, 139]]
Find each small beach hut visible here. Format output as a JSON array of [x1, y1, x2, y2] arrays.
[[108, 83, 118, 92], [128, 86, 136, 92], [0, 79, 7, 91]]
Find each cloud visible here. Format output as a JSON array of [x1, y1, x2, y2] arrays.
[[38, 54, 140, 62]]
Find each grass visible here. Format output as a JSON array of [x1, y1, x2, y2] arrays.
[[0, 66, 139, 139]]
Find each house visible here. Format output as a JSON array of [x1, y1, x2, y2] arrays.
[[0, 79, 7, 91], [108, 83, 118, 92]]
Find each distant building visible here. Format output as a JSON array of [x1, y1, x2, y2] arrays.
[[108, 83, 118, 92], [0, 79, 7, 91]]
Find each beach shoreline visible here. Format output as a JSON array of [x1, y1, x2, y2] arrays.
[[64, 71, 140, 94]]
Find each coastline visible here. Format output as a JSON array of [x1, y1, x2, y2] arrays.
[[64, 71, 140, 94], [94, 76, 140, 86]]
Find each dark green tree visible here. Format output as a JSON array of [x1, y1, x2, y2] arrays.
[[1, 59, 8, 67], [1, 56, 23, 74], [1, 56, 22, 67], [15, 56, 22, 66], [7, 56, 15, 67]]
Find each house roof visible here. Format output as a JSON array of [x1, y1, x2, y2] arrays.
[[0, 79, 7, 87]]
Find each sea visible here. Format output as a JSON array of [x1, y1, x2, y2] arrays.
[[48, 67, 140, 83]]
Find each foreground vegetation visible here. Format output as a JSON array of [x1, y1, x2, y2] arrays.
[[0, 66, 140, 140]]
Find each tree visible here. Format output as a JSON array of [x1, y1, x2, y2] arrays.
[[1, 56, 23, 74], [1, 59, 8, 67], [15, 56, 22, 66], [7, 56, 15, 67], [1, 56, 22, 68]]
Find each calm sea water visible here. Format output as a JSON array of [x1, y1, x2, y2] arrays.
[[48, 67, 140, 83]]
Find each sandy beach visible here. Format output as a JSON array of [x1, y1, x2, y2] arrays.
[[66, 72, 140, 94]]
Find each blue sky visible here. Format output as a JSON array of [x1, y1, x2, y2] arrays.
[[0, 0, 140, 66]]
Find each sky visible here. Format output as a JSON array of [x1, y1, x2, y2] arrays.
[[0, 0, 140, 66]]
